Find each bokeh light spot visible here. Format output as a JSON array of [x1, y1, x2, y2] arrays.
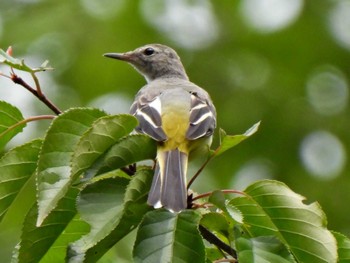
[[240, 0, 303, 33], [140, 0, 219, 50], [227, 51, 271, 90], [300, 131, 346, 180], [231, 159, 274, 190], [28, 33, 73, 74], [80, 0, 125, 20], [328, 0, 350, 50], [306, 65, 348, 116]]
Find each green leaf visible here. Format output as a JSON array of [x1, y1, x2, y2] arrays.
[[333, 232, 350, 263], [236, 236, 296, 263], [70, 167, 153, 262], [0, 139, 42, 222], [95, 134, 156, 175], [200, 212, 230, 242], [40, 216, 90, 263], [215, 121, 260, 156], [17, 187, 79, 263], [133, 209, 205, 263], [230, 180, 337, 263], [0, 48, 52, 72], [67, 173, 130, 262], [70, 114, 137, 180], [208, 190, 243, 225], [0, 101, 26, 150], [36, 108, 107, 226]]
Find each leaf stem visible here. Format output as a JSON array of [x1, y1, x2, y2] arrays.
[[192, 189, 245, 202], [10, 73, 62, 115], [187, 145, 222, 190], [0, 115, 56, 138]]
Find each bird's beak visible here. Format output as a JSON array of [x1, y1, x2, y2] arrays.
[[103, 52, 133, 62]]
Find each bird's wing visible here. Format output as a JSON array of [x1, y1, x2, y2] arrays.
[[130, 90, 167, 141], [186, 92, 216, 140]]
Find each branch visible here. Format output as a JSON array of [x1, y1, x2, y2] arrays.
[[10, 72, 62, 115], [199, 225, 237, 260]]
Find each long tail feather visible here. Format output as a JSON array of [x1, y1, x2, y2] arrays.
[[147, 148, 188, 212]]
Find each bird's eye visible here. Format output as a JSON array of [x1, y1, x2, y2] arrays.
[[144, 47, 155, 56]]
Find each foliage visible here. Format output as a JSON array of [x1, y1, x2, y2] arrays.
[[1, 49, 349, 263]]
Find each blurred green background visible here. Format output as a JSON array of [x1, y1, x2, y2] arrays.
[[1, 0, 350, 261]]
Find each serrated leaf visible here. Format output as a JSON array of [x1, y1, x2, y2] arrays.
[[0, 139, 42, 222], [333, 232, 350, 263], [215, 121, 260, 156], [0, 49, 52, 72], [69, 167, 153, 262], [133, 209, 205, 263], [17, 187, 79, 263], [200, 212, 230, 241], [230, 180, 337, 263], [0, 101, 26, 150], [40, 216, 90, 263], [93, 134, 156, 176], [67, 174, 130, 263], [70, 114, 137, 181], [236, 236, 296, 263], [36, 108, 107, 226], [209, 190, 243, 225]]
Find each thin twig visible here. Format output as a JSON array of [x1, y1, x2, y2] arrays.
[[10, 73, 62, 115], [187, 143, 224, 189], [192, 189, 246, 202], [0, 115, 56, 139], [199, 225, 237, 260], [31, 72, 43, 96]]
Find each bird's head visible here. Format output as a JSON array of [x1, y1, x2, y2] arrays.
[[104, 44, 188, 82]]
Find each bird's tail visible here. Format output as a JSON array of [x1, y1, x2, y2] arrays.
[[147, 148, 188, 212]]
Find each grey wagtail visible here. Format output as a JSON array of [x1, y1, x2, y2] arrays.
[[104, 44, 216, 212]]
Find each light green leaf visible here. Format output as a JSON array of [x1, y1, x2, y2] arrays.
[[133, 209, 205, 263], [36, 108, 107, 226], [70, 114, 137, 181], [17, 187, 79, 263], [0, 139, 42, 222], [0, 48, 52, 72], [0, 101, 26, 150], [236, 236, 296, 263], [333, 231, 350, 263], [67, 173, 130, 263], [215, 121, 260, 156], [230, 180, 337, 263], [68, 167, 153, 262]]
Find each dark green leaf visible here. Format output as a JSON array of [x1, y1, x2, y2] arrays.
[[95, 134, 156, 175], [0, 139, 42, 222], [80, 167, 153, 262], [230, 180, 337, 263], [17, 187, 79, 263], [0, 101, 26, 150], [236, 236, 296, 263], [70, 114, 137, 180], [133, 209, 205, 263], [67, 173, 130, 262], [333, 232, 350, 263], [36, 108, 107, 226]]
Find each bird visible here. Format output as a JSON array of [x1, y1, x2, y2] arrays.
[[104, 44, 216, 212]]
